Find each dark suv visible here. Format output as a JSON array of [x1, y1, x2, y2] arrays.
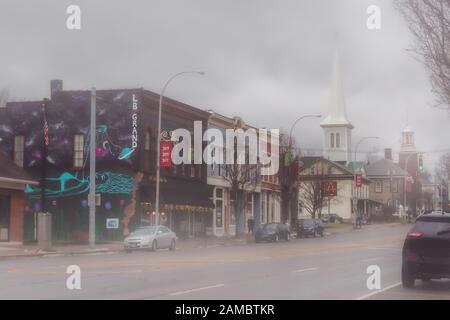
[[255, 223, 290, 242], [402, 212, 450, 288], [297, 219, 324, 238]]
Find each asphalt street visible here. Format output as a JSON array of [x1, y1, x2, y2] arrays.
[[0, 223, 449, 300]]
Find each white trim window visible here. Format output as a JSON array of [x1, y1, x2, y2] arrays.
[[215, 188, 223, 229], [73, 134, 84, 169], [375, 180, 383, 193], [13, 135, 25, 167]]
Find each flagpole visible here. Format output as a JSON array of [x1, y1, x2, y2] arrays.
[[41, 98, 49, 213], [89, 88, 96, 247]]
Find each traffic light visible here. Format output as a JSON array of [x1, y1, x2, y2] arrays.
[[418, 154, 424, 173]]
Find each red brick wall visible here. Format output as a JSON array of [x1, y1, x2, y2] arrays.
[[0, 188, 25, 242]]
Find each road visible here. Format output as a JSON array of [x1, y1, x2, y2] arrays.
[[0, 223, 449, 300]]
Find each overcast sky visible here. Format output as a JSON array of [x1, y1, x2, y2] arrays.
[[0, 0, 448, 171]]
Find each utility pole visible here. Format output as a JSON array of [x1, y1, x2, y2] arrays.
[[89, 88, 96, 247]]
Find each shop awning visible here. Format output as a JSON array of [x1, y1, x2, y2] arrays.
[[139, 178, 214, 213]]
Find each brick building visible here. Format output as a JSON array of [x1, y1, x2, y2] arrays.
[[0, 80, 211, 242], [0, 153, 37, 242]]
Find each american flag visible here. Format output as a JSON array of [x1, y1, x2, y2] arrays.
[[42, 101, 49, 146]]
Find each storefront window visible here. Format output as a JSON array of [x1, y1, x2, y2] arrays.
[[261, 194, 266, 224], [230, 191, 236, 225], [216, 199, 223, 228]]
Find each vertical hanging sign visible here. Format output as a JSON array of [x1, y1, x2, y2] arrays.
[[131, 94, 139, 155], [355, 173, 363, 188], [160, 140, 173, 167]]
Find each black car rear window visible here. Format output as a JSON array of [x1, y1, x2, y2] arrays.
[[302, 220, 314, 227], [413, 219, 450, 236], [263, 224, 278, 231]]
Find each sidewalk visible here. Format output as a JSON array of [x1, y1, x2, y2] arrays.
[[0, 234, 254, 260]]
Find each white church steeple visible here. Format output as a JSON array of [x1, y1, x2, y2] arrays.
[[321, 49, 353, 164]]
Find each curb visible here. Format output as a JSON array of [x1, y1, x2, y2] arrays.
[[0, 248, 122, 261]]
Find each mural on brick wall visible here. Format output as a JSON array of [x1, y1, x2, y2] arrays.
[[0, 90, 139, 169], [0, 90, 142, 241]]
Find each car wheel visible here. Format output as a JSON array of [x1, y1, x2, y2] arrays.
[[401, 265, 415, 288], [151, 240, 158, 252], [169, 239, 176, 251]]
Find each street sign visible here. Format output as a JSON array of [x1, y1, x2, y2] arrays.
[[322, 181, 337, 197], [355, 173, 362, 188], [106, 218, 119, 229], [160, 140, 173, 167]]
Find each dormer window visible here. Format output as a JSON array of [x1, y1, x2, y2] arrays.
[[330, 133, 335, 148], [336, 133, 340, 148]]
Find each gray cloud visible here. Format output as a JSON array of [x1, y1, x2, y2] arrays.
[[0, 0, 448, 171]]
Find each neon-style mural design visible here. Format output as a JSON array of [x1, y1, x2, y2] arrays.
[[24, 171, 133, 199], [95, 125, 134, 161]]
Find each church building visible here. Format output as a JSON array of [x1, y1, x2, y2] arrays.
[[298, 50, 370, 221]]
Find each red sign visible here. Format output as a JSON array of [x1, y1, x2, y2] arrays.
[[355, 173, 363, 188], [160, 140, 173, 167], [322, 181, 337, 197], [405, 179, 412, 193]]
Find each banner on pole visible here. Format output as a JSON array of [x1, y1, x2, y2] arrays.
[[160, 140, 173, 167]]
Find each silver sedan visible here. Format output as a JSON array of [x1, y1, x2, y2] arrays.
[[124, 225, 177, 252]]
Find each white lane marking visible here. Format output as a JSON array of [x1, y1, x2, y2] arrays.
[[168, 283, 225, 296], [361, 257, 384, 263], [367, 246, 398, 250], [292, 267, 320, 273], [355, 282, 401, 300]]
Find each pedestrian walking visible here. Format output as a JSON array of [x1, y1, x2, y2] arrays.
[[247, 217, 255, 234]]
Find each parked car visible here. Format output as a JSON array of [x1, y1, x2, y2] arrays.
[[321, 213, 343, 224], [297, 219, 324, 238], [124, 225, 177, 252], [401, 212, 450, 288], [255, 223, 290, 242]]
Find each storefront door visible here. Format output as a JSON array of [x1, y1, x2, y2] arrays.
[[0, 195, 11, 241]]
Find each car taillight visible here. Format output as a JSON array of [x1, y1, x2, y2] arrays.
[[405, 255, 419, 261], [407, 231, 423, 238]]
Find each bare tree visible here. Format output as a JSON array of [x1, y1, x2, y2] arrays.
[[223, 147, 259, 236], [395, 0, 450, 107], [298, 160, 342, 219], [279, 133, 301, 225], [298, 180, 327, 219], [435, 152, 450, 181]]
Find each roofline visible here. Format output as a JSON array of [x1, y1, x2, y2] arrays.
[[320, 123, 354, 129]]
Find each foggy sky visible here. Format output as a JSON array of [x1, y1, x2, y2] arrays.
[[0, 0, 448, 172]]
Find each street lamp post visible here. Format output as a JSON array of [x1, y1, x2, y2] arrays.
[[403, 152, 419, 220], [352, 136, 379, 227], [288, 115, 322, 154], [286, 114, 321, 225], [155, 71, 204, 225], [354, 136, 379, 162]]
